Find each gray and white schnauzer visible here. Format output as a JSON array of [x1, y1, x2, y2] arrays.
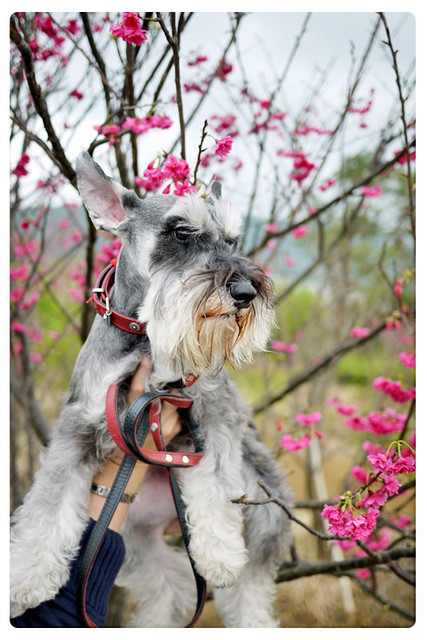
[[10, 151, 292, 627]]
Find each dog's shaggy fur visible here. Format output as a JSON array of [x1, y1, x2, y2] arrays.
[[10, 152, 293, 627]]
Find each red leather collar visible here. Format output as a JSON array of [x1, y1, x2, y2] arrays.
[[87, 263, 148, 335], [88, 262, 199, 388]]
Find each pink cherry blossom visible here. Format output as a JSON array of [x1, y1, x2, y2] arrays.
[[292, 225, 308, 239], [174, 179, 198, 196], [162, 155, 190, 182], [373, 377, 416, 403], [265, 223, 278, 233], [216, 58, 233, 82], [12, 153, 30, 177], [11, 321, 27, 334], [285, 257, 295, 267], [290, 155, 316, 183], [295, 411, 322, 426], [345, 416, 370, 432], [271, 340, 298, 354], [321, 504, 380, 541], [361, 185, 382, 198], [351, 465, 367, 485], [123, 114, 172, 134], [214, 136, 233, 158], [135, 162, 166, 192], [281, 433, 311, 451], [110, 13, 149, 46], [399, 351, 415, 368], [366, 409, 407, 435], [211, 114, 238, 134], [389, 513, 412, 528], [350, 326, 370, 338]]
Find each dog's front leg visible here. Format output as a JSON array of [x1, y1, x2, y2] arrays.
[[177, 433, 248, 588], [10, 422, 95, 618]]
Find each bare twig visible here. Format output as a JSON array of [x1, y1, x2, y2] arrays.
[[192, 119, 209, 185], [379, 13, 415, 242], [157, 12, 187, 159]]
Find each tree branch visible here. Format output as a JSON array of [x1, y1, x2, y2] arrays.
[[254, 321, 388, 414], [10, 15, 76, 186]]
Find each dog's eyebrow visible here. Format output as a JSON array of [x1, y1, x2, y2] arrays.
[[164, 216, 204, 233]]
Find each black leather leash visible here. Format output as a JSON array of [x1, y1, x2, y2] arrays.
[[79, 388, 207, 628]]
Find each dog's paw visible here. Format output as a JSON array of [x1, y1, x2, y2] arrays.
[[190, 535, 248, 588], [198, 560, 244, 588], [10, 581, 61, 619], [10, 547, 70, 618]]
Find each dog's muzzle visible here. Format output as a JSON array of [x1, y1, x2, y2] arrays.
[[228, 281, 257, 309]]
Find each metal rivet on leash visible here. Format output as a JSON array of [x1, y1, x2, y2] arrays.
[[165, 454, 173, 462], [129, 321, 141, 332], [150, 422, 158, 432]]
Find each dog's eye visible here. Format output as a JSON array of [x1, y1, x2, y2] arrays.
[[225, 238, 238, 252], [173, 227, 192, 242]]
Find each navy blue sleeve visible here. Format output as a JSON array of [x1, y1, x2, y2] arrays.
[[11, 518, 125, 628]]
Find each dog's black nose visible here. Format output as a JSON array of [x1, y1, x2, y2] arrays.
[[229, 282, 257, 308]]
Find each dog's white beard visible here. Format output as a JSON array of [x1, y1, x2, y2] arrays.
[[138, 275, 275, 378]]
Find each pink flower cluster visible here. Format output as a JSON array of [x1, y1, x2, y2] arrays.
[[135, 156, 197, 197], [12, 153, 30, 178], [279, 411, 323, 451], [271, 340, 298, 354], [214, 136, 233, 158], [399, 351, 415, 368], [28, 14, 77, 63], [289, 152, 316, 184], [292, 225, 308, 239], [361, 185, 382, 198], [372, 377, 416, 404], [281, 433, 312, 451], [394, 278, 404, 297], [216, 58, 233, 82], [94, 113, 172, 145], [350, 326, 370, 338], [345, 408, 407, 435], [295, 411, 322, 426], [123, 114, 173, 134], [394, 149, 416, 165], [110, 13, 148, 46], [367, 451, 416, 476], [211, 114, 238, 136], [322, 504, 380, 541]]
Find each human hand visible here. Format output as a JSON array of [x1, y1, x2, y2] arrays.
[[127, 355, 182, 447]]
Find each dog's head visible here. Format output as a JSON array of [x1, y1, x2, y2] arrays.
[[77, 151, 275, 378]]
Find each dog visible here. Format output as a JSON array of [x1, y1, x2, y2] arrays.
[[10, 151, 293, 627]]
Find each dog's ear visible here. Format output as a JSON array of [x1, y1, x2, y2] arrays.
[[76, 151, 139, 234]]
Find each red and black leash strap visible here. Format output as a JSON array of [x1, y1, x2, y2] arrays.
[[79, 385, 207, 628]]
